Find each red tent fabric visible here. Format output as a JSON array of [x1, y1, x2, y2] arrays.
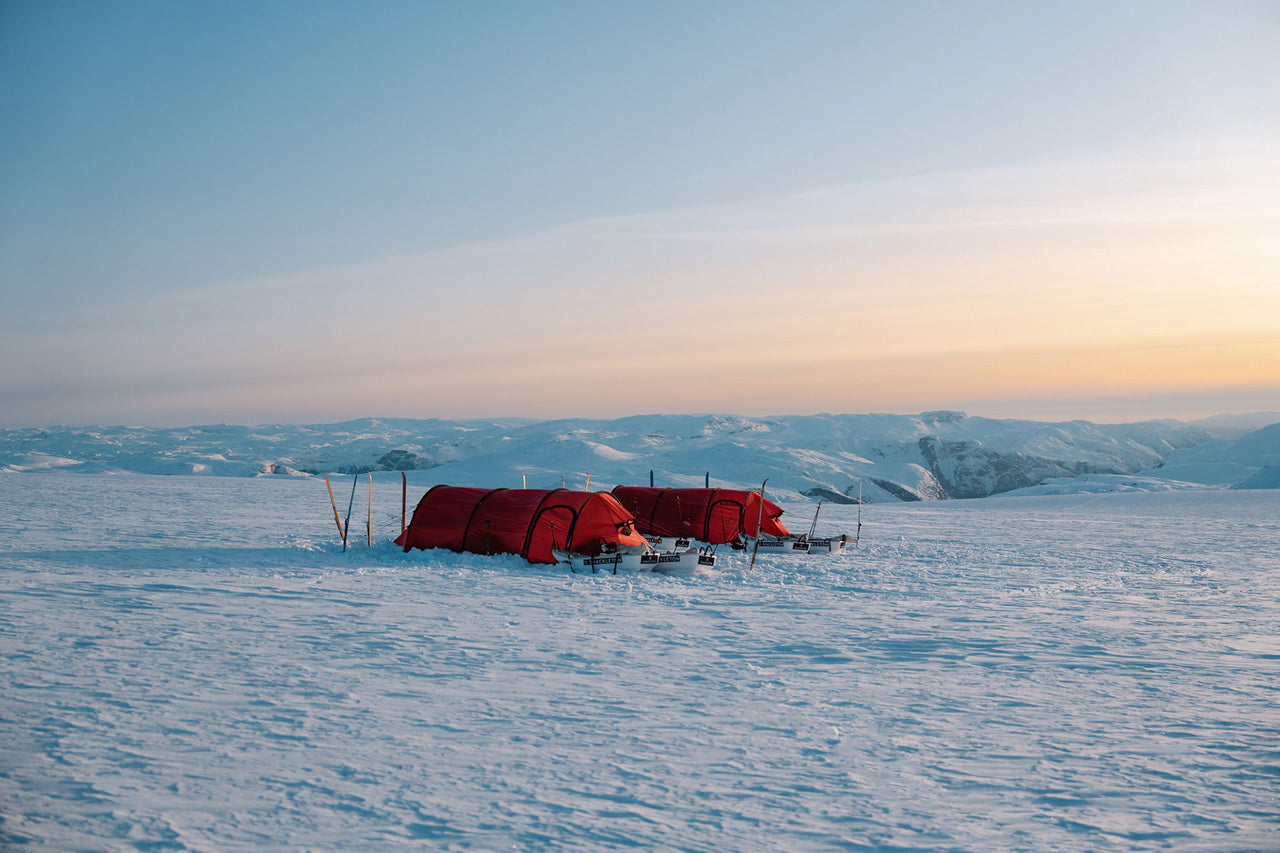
[[396, 486, 649, 564], [610, 486, 790, 544]]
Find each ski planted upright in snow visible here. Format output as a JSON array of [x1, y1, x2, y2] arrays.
[[748, 478, 768, 572]]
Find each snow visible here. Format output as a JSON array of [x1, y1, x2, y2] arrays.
[[996, 473, 1218, 497], [2, 473, 1278, 850], [1190, 411, 1280, 440], [1235, 466, 1280, 490], [5, 411, 1270, 502]]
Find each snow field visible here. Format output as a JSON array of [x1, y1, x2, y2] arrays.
[[1, 475, 1277, 850]]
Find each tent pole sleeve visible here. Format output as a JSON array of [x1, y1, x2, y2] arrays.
[[461, 488, 505, 554], [521, 490, 561, 559]]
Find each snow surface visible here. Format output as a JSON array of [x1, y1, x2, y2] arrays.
[[2, 473, 1278, 850]]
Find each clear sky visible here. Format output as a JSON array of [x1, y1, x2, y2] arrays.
[[2, 0, 1278, 427]]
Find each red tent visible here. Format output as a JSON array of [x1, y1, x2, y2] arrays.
[[610, 486, 790, 544], [397, 486, 649, 564]]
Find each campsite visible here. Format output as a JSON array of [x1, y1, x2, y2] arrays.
[[352, 478, 846, 574], [392, 484, 717, 574], [5, 2, 1279, 848]]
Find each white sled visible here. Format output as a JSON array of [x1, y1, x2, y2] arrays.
[[739, 534, 848, 555], [553, 546, 716, 576]]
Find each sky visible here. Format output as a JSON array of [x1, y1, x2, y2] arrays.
[[2, 0, 1278, 428]]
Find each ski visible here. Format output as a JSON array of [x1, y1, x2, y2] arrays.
[[748, 477, 768, 572], [342, 473, 358, 553], [323, 474, 345, 541]]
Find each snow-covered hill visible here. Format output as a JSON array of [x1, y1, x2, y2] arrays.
[[1157, 421, 1280, 490], [999, 420, 1280, 498], [5, 411, 1273, 500], [1190, 411, 1280, 439]]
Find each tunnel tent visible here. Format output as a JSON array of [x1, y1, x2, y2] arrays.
[[396, 486, 649, 565], [610, 486, 790, 545]]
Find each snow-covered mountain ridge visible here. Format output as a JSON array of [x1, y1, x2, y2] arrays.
[[4, 411, 1274, 500]]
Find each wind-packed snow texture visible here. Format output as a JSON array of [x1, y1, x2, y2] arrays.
[[2, 474, 1277, 851]]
